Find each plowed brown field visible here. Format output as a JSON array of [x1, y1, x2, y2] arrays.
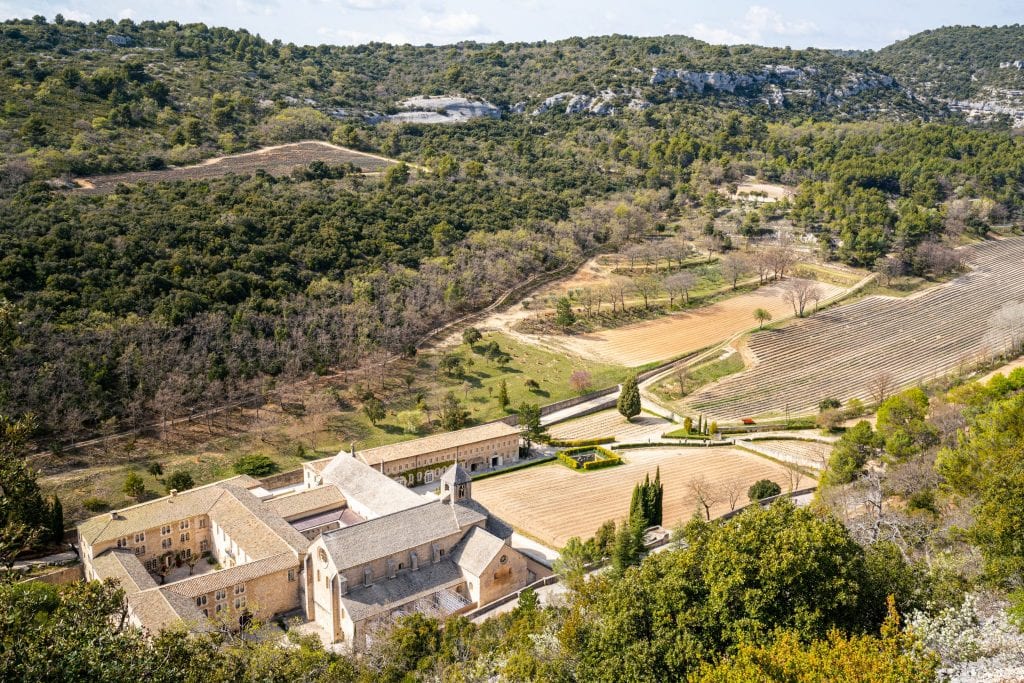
[[548, 410, 671, 442], [72, 141, 399, 192], [473, 447, 804, 547], [535, 279, 845, 367]]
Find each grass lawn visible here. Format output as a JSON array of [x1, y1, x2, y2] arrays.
[[652, 351, 746, 404], [422, 331, 628, 424], [46, 331, 628, 524]]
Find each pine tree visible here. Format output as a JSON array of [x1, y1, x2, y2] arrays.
[[617, 373, 641, 422], [555, 297, 576, 327]]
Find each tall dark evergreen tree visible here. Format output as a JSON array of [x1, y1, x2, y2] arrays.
[[48, 497, 63, 545], [617, 373, 641, 422]]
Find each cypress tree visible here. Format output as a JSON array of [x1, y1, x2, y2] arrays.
[[629, 483, 645, 526], [617, 373, 641, 422], [652, 467, 663, 526], [48, 496, 63, 545]]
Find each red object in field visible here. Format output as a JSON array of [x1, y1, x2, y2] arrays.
[[741, 418, 756, 425]]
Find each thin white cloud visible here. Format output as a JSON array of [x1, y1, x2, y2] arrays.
[[341, 0, 401, 9], [318, 25, 411, 44], [690, 22, 748, 45], [690, 4, 817, 45], [53, 7, 93, 22], [117, 7, 134, 19], [744, 5, 816, 38], [419, 11, 487, 37]]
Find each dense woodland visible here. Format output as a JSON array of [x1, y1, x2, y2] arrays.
[[2, 19, 1024, 443]]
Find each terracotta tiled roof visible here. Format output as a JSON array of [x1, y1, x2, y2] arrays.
[[78, 475, 260, 545], [265, 485, 345, 520], [322, 500, 484, 571], [356, 422, 519, 467], [91, 548, 158, 593], [162, 552, 298, 599], [210, 483, 310, 557], [451, 525, 507, 576]]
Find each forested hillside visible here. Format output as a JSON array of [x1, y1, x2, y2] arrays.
[[2, 17, 1024, 446], [872, 25, 1024, 100], [0, 16, 944, 177]]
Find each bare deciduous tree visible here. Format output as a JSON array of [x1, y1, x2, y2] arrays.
[[719, 253, 751, 289], [688, 474, 721, 521], [721, 478, 745, 511], [868, 371, 895, 406], [767, 244, 796, 281], [632, 274, 662, 309], [664, 271, 697, 307], [874, 257, 904, 287], [781, 279, 824, 317]]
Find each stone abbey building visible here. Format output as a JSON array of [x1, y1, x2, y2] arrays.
[[78, 426, 542, 648]]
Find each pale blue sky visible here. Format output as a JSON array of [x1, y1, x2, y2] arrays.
[[2, 0, 1021, 49]]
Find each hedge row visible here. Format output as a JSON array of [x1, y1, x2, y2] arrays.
[[556, 445, 622, 471], [548, 436, 616, 447], [582, 455, 622, 470], [662, 429, 711, 439]]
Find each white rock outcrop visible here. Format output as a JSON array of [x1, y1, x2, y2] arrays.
[[383, 96, 501, 124]]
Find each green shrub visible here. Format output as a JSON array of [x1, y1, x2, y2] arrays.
[[556, 446, 622, 471], [663, 428, 710, 439], [582, 456, 622, 470], [748, 479, 782, 501], [147, 462, 163, 476], [82, 497, 110, 512], [548, 436, 615, 447], [233, 454, 280, 477], [165, 469, 195, 492]]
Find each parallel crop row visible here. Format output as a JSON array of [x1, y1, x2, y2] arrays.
[[685, 238, 1024, 420]]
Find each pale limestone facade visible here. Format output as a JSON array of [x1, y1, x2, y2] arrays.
[[77, 441, 539, 649], [303, 462, 533, 649], [305, 421, 521, 489]]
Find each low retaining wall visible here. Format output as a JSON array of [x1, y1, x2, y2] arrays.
[[718, 487, 818, 521], [259, 469, 305, 490], [18, 563, 83, 586]]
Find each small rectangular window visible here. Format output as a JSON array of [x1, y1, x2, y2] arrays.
[[199, 518, 207, 529], [179, 520, 189, 530], [116, 537, 128, 548], [135, 532, 145, 543], [161, 525, 171, 536], [162, 538, 172, 549], [180, 532, 190, 542], [234, 583, 245, 595], [288, 569, 296, 582], [135, 545, 145, 556], [215, 590, 226, 601], [200, 540, 209, 552]]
